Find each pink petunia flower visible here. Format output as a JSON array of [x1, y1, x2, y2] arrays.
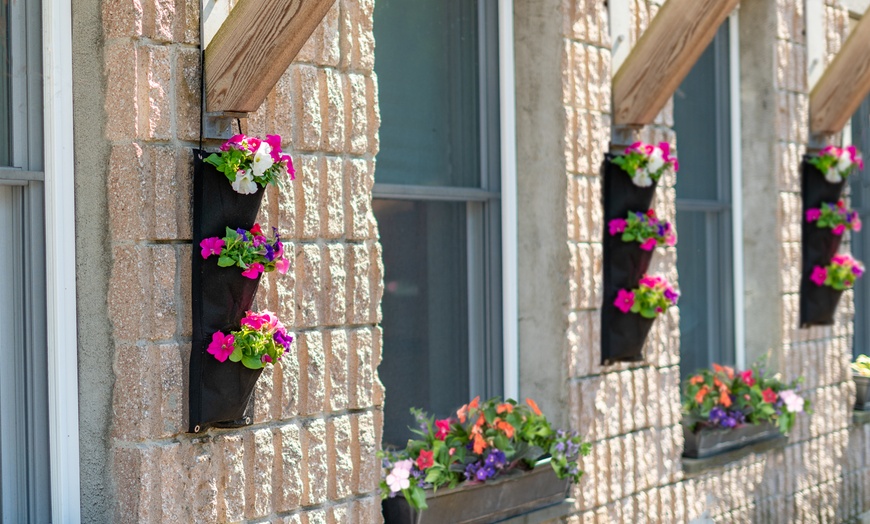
[[207, 332, 235, 362], [810, 266, 828, 286], [833, 224, 846, 235], [241, 262, 265, 279], [806, 209, 821, 222], [639, 238, 657, 251], [200, 237, 225, 259], [435, 419, 451, 440], [739, 370, 755, 387], [609, 218, 628, 236], [614, 289, 635, 313], [275, 257, 290, 275]]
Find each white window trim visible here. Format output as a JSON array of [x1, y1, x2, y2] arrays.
[[43, 0, 82, 521], [729, 12, 746, 368], [498, 0, 518, 399]]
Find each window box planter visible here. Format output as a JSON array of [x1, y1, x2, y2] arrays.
[[855, 374, 870, 411], [681, 420, 781, 459], [382, 458, 568, 524]]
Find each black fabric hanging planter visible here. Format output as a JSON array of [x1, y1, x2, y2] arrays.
[[601, 155, 658, 364], [190, 150, 266, 432], [800, 157, 847, 327]]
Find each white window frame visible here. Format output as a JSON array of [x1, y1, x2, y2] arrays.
[[729, 12, 746, 368], [498, 0, 518, 399], [43, 0, 82, 521]]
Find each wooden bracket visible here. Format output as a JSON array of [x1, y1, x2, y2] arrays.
[[611, 0, 739, 126], [205, 0, 336, 114], [809, 7, 870, 135]]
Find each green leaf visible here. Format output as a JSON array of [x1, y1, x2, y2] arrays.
[[228, 347, 242, 362], [217, 255, 235, 267], [204, 153, 223, 167], [407, 487, 428, 510], [242, 355, 264, 369]]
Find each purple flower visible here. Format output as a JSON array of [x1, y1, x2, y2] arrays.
[[485, 449, 507, 468], [265, 244, 276, 261], [236, 228, 249, 241], [721, 417, 737, 428]]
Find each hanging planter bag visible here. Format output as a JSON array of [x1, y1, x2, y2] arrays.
[[800, 156, 847, 327], [601, 155, 658, 363], [190, 150, 266, 432]]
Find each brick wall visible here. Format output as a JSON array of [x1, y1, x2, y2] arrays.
[[101, 1, 384, 522], [560, 0, 870, 522]]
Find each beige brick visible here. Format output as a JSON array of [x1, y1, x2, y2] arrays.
[[296, 155, 323, 240], [292, 65, 324, 151], [346, 73, 368, 155], [295, 244, 323, 328], [303, 419, 329, 505], [327, 329, 349, 411], [328, 415, 355, 499], [324, 69, 345, 153], [113, 446, 160, 523], [175, 47, 201, 141], [348, 243, 373, 324], [299, 331, 326, 415], [104, 41, 139, 141], [219, 435, 246, 522], [324, 244, 348, 325], [276, 424, 304, 512], [345, 158, 375, 240], [322, 157, 345, 239], [103, 0, 144, 38], [137, 44, 172, 139]]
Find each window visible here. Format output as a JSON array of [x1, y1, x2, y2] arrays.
[[673, 21, 741, 377], [850, 97, 870, 357], [0, 0, 51, 521], [373, 0, 504, 446]]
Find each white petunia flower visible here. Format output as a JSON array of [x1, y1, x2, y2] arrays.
[[838, 150, 854, 173], [232, 169, 258, 194], [633, 168, 654, 188], [251, 142, 274, 179], [647, 147, 666, 173], [825, 167, 843, 184]]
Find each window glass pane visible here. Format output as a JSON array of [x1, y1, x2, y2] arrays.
[[372, 0, 481, 188], [0, 1, 10, 166], [375, 199, 470, 446], [674, 23, 734, 377], [851, 98, 870, 357], [673, 23, 729, 203]]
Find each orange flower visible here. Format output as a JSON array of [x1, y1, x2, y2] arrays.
[[474, 413, 486, 429], [525, 398, 543, 416], [473, 433, 488, 454], [496, 403, 514, 415], [457, 396, 481, 423], [711, 363, 734, 379], [719, 392, 732, 407], [689, 375, 704, 385], [495, 419, 515, 438], [695, 386, 709, 404]]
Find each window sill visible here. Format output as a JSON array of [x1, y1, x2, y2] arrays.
[[682, 436, 788, 477], [853, 409, 870, 426], [494, 499, 575, 524]]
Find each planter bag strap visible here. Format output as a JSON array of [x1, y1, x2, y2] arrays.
[[190, 150, 266, 432], [600, 156, 658, 364], [799, 157, 846, 326]]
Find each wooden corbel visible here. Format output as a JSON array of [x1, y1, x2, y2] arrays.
[[809, 7, 870, 137], [205, 0, 336, 114], [611, 0, 739, 126]]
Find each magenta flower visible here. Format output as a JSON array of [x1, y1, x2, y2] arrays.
[[614, 289, 635, 313], [242, 312, 267, 330], [639, 238, 657, 251], [855, 217, 863, 232], [810, 266, 828, 286], [200, 237, 225, 259], [609, 218, 628, 236], [241, 262, 264, 279], [261, 354, 273, 364], [435, 419, 451, 440], [220, 134, 245, 151], [207, 332, 235, 362], [855, 265, 865, 278], [806, 209, 821, 222], [833, 224, 846, 236]]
